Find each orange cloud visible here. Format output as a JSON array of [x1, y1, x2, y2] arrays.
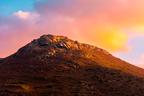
[[2, 0, 144, 57], [95, 31, 128, 52], [74, 24, 128, 52]]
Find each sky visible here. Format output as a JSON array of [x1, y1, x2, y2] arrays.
[[0, 0, 144, 68]]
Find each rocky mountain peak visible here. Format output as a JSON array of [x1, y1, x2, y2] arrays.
[[38, 34, 68, 46], [37, 34, 72, 49], [13, 34, 111, 59], [15, 34, 81, 58]]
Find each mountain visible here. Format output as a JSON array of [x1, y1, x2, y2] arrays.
[[0, 59, 2, 63], [0, 58, 3, 61], [0, 34, 144, 96]]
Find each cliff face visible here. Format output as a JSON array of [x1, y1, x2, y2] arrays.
[[0, 34, 144, 96]]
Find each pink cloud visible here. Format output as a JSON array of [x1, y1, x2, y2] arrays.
[[1, 0, 144, 57], [14, 10, 40, 20]]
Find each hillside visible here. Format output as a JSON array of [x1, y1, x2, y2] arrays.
[[0, 34, 144, 96]]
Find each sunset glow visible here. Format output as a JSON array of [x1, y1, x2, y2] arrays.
[[0, 0, 144, 68]]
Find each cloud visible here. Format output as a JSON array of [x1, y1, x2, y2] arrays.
[[92, 30, 128, 52], [14, 10, 31, 20], [1, 0, 144, 57], [0, 11, 77, 57], [34, 0, 130, 52], [14, 10, 40, 21]]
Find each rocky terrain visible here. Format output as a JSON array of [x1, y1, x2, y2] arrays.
[[0, 34, 144, 96]]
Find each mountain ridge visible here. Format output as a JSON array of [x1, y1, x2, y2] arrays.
[[8, 34, 144, 77], [1, 34, 144, 96]]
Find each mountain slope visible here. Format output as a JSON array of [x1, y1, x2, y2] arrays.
[[0, 34, 144, 96], [0, 58, 3, 63]]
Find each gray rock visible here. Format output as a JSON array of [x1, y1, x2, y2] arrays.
[[38, 38, 51, 46]]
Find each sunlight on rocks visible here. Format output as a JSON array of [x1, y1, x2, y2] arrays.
[[20, 84, 33, 92]]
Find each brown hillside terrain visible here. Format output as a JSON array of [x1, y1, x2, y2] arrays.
[[0, 34, 144, 96]]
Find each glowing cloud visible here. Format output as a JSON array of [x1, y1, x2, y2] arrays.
[[14, 10, 31, 20], [14, 10, 40, 20], [94, 30, 128, 52], [74, 25, 128, 52], [1, 0, 144, 58]]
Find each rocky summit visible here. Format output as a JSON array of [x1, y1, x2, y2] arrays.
[[1, 34, 144, 96]]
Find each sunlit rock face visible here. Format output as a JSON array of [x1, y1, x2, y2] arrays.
[[15, 34, 110, 60], [0, 34, 144, 96], [15, 34, 78, 57]]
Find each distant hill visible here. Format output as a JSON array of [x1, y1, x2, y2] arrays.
[[0, 34, 144, 96]]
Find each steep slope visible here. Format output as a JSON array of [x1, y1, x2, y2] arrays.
[[0, 34, 144, 96]]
